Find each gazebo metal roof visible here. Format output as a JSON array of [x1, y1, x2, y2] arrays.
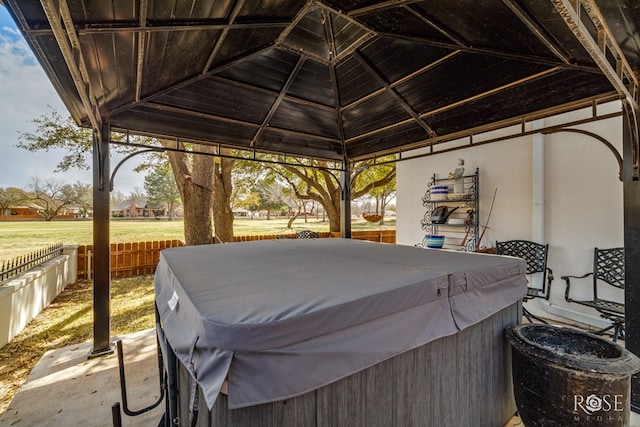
[[5, 0, 639, 162]]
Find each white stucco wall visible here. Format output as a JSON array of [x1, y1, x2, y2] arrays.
[[396, 101, 624, 328], [0, 245, 77, 349]]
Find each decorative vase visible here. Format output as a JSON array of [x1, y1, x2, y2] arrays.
[[506, 324, 640, 427], [425, 235, 445, 249]]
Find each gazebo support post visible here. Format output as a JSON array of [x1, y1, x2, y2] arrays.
[[623, 101, 640, 411], [90, 123, 113, 357], [340, 161, 352, 238]]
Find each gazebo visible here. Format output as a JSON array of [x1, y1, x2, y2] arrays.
[[5, 0, 640, 409]]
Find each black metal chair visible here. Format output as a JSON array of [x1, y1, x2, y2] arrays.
[[496, 240, 554, 324], [296, 229, 320, 239], [563, 247, 625, 341]]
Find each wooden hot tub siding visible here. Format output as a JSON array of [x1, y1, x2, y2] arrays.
[[176, 302, 521, 427]]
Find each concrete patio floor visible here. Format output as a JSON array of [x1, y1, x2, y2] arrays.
[[1, 326, 639, 426], [0, 329, 164, 427]]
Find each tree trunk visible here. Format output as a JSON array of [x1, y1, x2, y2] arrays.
[[326, 191, 341, 232], [161, 140, 214, 246], [212, 153, 235, 243], [168, 201, 175, 221], [186, 146, 215, 245]]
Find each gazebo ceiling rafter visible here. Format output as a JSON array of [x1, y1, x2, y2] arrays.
[[134, 0, 149, 102], [6, 0, 639, 163], [106, 44, 277, 118], [250, 55, 307, 147], [553, 0, 639, 106], [499, 0, 573, 65], [402, 4, 467, 47], [201, 0, 247, 75], [352, 51, 437, 138], [143, 101, 342, 145], [39, 0, 102, 130], [347, 0, 422, 17], [344, 67, 565, 146], [24, 19, 294, 36], [377, 31, 604, 75], [417, 68, 564, 122]]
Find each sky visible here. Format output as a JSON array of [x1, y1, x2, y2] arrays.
[[0, 6, 144, 194]]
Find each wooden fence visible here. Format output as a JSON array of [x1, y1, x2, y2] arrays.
[[233, 229, 396, 244], [76, 230, 396, 279], [77, 239, 185, 279]]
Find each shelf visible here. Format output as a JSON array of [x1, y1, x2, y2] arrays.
[[419, 168, 479, 252], [431, 199, 473, 203]]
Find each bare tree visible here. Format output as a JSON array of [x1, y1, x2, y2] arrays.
[[28, 177, 90, 221]]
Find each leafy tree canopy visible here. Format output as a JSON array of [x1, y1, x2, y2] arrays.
[[17, 106, 152, 172], [144, 163, 181, 220]]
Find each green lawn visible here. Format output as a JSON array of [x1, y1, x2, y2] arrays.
[[0, 217, 395, 262]]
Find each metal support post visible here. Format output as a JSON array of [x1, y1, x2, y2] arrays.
[[90, 122, 113, 357], [340, 162, 352, 238], [623, 101, 640, 411]]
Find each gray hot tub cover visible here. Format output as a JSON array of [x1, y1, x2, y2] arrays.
[[155, 238, 526, 409]]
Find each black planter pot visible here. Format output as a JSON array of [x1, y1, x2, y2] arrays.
[[506, 324, 640, 427]]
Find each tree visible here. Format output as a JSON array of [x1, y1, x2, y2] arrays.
[[354, 164, 396, 225], [18, 108, 97, 172], [212, 150, 235, 243], [232, 168, 261, 218], [17, 108, 235, 245], [144, 163, 181, 220], [110, 190, 128, 207], [267, 159, 396, 232], [0, 187, 28, 215], [73, 182, 93, 217], [28, 177, 90, 221], [160, 140, 215, 244], [252, 180, 286, 220]]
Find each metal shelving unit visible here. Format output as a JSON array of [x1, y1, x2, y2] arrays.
[[418, 168, 479, 251]]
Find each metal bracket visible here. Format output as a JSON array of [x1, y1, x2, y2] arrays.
[[541, 128, 624, 181], [94, 126, 110, 192], [622, 99, 640, 180], [110, 148, 164, 191]]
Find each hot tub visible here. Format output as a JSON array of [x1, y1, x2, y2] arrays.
[[155, 238, 527, 426]]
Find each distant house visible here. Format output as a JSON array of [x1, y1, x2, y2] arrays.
[[65, 205, 91, 218], [0, 203, 44, 219], [232, 207, 250, 218], [111, 199, 151, 218], [111, 198, 183, 218]]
